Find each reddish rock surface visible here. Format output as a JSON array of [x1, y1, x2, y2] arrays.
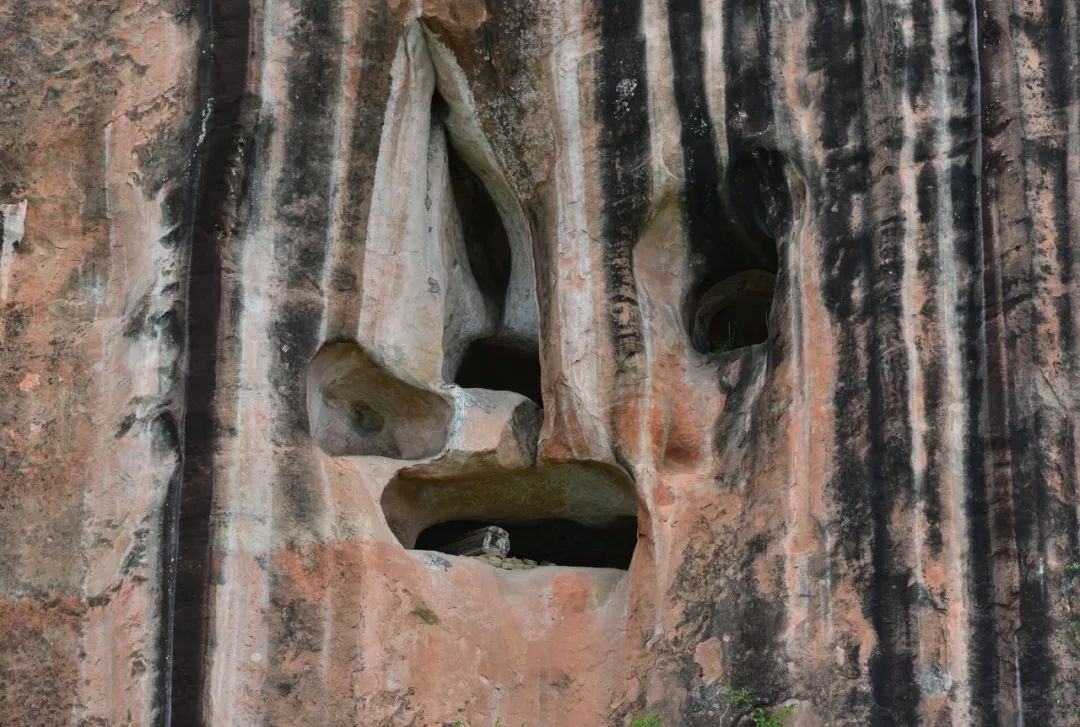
[[3, 1, 1080, 725]]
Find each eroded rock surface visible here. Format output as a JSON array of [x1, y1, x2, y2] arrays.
[[3, 0, 1080, 725]]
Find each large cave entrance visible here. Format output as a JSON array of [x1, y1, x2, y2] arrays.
[[382, 463, 639, 572]]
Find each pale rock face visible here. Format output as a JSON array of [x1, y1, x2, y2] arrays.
[[3, 1, 1080, 726]]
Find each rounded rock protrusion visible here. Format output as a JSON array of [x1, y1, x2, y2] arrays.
[[305, 342, 452, 460]]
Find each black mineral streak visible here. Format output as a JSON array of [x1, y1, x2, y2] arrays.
[[595, 0, 649, 366], [163, 0, 251, 724]]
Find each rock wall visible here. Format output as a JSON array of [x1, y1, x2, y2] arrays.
[[2, 1, 1080, 725]]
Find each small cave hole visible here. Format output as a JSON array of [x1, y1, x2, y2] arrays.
[[454, 338, 542, 403], [693, 269, 776, 355], [415, 517, 638, 570], [689, 148, 801, 356]]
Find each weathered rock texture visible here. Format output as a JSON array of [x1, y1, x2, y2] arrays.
[[3, 0, 1080, 725]]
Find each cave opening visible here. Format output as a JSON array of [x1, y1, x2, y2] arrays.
[[454, 337, 542, 403], [692, 268, 776, 355], [437, 92, 543, 404], [381, 463, 639, 571], [414, 517, 638, 570], [689, 148, 797, 355]]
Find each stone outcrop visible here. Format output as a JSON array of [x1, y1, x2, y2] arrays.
[[2, 0, 1080, 725]]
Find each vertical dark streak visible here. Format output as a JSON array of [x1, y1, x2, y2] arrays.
[[328, 3, 395, 338], [595, 0, 649, 366], [1063, 423, 1080, 560], [963, 1, 1001, 721], [670, 0, 777, 288], [1007, 4, 1067, 720], [668, 0, 723, 271], [1010, 408, 1055, 723], [163, 0, 250, 724], [912, 0, 944, 559], [276, 0, 339, 293], [812, 0, 918, 721], [1023, 6, 1079, 630], [267, 0, 343, 538], [865, 157, 918, 725]]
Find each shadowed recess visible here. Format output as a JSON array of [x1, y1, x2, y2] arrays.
[[689, 149, 799, 354], [415, 517, 638, 569], [306, 342, 451, 459], [381, 462, 638, 556], [443, 118, 512, 309], [454, 337, 542, 403], [435, 91, 542, 404]]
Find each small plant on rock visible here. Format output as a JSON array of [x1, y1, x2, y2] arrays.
[[751, 705, 796, 727], [707, 329, 739, 358], [723, 684, 794, 727], [630, 715, 662, 727], [1058, 561, 1080, 721]]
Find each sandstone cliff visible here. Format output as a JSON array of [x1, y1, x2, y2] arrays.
[[2, 1, 1080, 725]]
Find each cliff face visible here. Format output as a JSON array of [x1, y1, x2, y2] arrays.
[[2, 1, 1080, 725]]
